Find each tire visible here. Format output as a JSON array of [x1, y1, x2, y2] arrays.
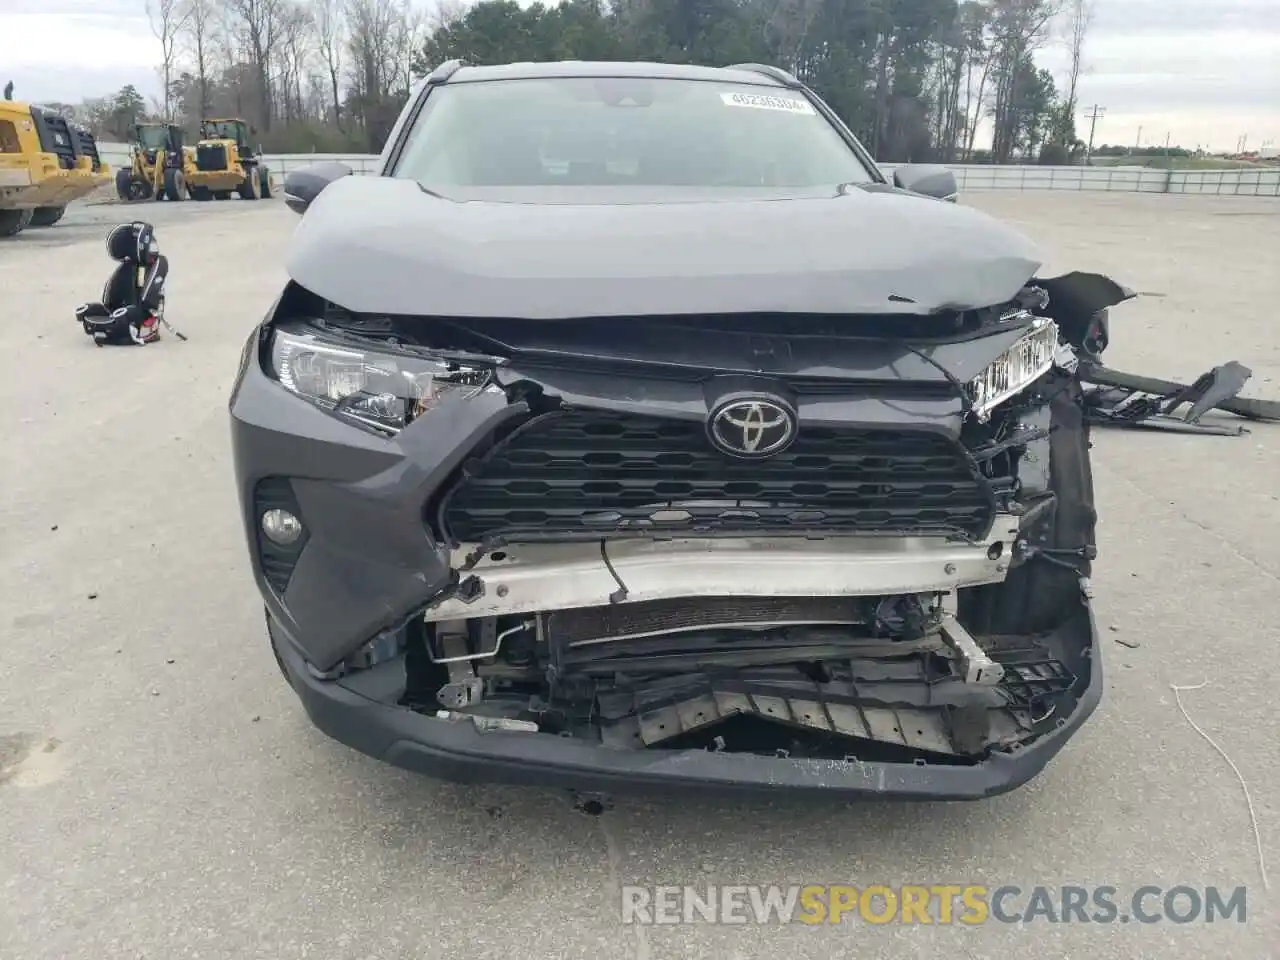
[[214, 190, 232, 201], [0, 208, 33, 237], [28, 205, 66, 227], [115, 167, 134, 201], [259, 166, 273, 198], [163, 168, 186, 202], [190, 186, 212, 201], [237, 166, 260, 200]]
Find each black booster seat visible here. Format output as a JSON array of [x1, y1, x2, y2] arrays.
[[75, 221, 170, 346]]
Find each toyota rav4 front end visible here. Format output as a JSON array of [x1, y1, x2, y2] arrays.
[[231, 59, 1133, 798]]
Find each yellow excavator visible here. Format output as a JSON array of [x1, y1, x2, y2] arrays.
[[0, 99, 112, 236], [115, 122, 196, 202], [186, 118, 274, 200]]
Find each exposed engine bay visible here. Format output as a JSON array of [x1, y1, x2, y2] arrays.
[[400, 580, 1088, 764]]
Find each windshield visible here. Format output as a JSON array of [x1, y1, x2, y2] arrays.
[[393, 77, 876, 190], [137, 125, 170, 150], [203, 121, 242, 141]]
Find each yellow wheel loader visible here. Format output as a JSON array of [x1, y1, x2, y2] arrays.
[[115, 122, 195, 203], [186, 118, 274, 201], [0, 101, 112, 236]]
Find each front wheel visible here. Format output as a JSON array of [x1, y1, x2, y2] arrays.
[[163, 168, 186, 202], [0, 208, 33, 237], [213, 190, 232, 201], [28, 205, 66, 227], [114, 168, 134, 201], [237, 167, 260, 200]]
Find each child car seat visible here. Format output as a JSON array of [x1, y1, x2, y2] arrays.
[[75, 221, 170, 346]]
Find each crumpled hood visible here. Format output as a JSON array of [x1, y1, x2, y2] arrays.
[[285, 175, 1046, 319]]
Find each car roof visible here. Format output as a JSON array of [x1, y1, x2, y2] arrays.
[[447, 60, 794, 88]]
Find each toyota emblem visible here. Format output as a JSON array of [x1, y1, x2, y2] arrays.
[[708, 398, 797, 458]]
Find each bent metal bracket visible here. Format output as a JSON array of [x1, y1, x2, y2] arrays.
[[1081, 360, 1280, 436], [1033, 274, 1280, 437]]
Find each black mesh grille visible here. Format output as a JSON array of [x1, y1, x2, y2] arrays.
[[254, 477, 307, 594], [32, 110, 77, 169], [441, 410, 993, 541], [72, 127, 101, 171], [196, 144, 227, 171], [544, 596, 871, 646]]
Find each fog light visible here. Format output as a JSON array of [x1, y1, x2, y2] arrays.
[[261, 509, 303, 545]]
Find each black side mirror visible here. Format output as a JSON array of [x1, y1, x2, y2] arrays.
[[892, 164, 959, 202], [283, 161, 353, 215]]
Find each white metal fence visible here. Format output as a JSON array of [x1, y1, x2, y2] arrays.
[[913, 163, 1280, 196], [95, 144, 1280, 197]]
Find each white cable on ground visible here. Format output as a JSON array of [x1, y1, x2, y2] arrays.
[[1170, 680, 1270, 891]]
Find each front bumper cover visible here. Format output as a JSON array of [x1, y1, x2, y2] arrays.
[[236, 315, 1101, 797], [270, 608, 1102, 799]]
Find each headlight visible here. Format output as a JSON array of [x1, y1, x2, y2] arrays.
[[268, 327, 492, 434], [967, 318, 1058, 421]]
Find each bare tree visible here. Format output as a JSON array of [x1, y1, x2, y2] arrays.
[[274, 2, 315, 124], [226, 0, 285, 130], [344, 0, 409, 148], [211, 0, 249, 118], [952, 1, 990, 160], [987, 0, 1061, 162], [932, 2, 987, 160], [1055, 0, 1092, 143], [763, 0, 823, 74], [388, 3, 427, 97], [147, 0, 192, 120], [315, 0, 346, 127], [427, 0, 467, 32], [179, 0, 217, 119]]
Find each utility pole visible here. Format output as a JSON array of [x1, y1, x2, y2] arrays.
[[1135, 125, 1142, 154], [1084, 104, 1106, 163]]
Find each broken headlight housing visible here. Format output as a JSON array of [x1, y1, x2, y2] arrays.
[[267, 326, 491, 434], [967, 318, 1058, 421]]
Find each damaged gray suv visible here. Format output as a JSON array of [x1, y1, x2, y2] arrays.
[[231, 60, 1135, 799]]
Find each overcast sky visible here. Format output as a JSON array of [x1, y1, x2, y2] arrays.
[[1, 0, 1276, 152]]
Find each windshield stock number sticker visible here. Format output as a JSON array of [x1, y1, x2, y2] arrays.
[[720, 92, 815, 114]]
